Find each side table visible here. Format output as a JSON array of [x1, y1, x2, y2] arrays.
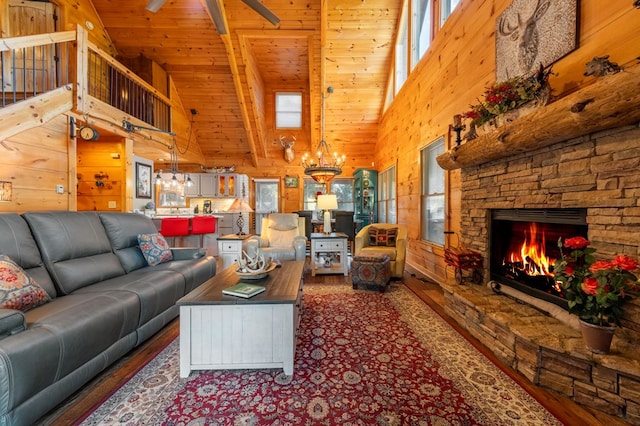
[[217, 234, 252, 270], [310, 232, 348, 277]]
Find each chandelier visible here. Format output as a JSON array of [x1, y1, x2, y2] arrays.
[[301, 86, 346, 184]]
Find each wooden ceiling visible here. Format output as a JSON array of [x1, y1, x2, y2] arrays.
[[89, 0, 400, 170]]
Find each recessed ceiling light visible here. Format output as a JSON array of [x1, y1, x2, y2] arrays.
[[85, 20, 94, 30]]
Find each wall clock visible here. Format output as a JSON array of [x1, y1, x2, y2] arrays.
[[79, 126, 99, 141]]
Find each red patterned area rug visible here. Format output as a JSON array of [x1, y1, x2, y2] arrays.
[[79, 283, 561, 425]]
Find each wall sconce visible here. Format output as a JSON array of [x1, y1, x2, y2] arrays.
[[0, 181, 12, 202]]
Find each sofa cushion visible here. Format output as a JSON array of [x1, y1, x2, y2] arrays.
[[22, 212, 126, 295], [0, 255, 50, 312], [0, 213, 57, 298], [99, 212, 159, 272], [1, 292, 140, 412], [73, 269, 185, 326], [368, 227, 398, 247], [360, 246, 398, 261], [138, 233, 173, 266]]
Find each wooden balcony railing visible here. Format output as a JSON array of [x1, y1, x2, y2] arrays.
[[0, 26, 172, 139]]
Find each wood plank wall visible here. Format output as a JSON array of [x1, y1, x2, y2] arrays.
[[376, 1, 640, 283]]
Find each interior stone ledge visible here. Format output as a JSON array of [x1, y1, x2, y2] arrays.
[[440, 278, 640, 423]]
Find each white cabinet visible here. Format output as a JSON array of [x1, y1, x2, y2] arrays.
[[217, 234, 251, 270], [216, 173, 249, 197], [184, 173, 216, 197], [311, 232, 348, 276], [216, 174, 236, 197], [199, 174, 216, 196]]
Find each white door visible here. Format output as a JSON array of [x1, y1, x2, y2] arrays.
[[254, 179, 279, 235]]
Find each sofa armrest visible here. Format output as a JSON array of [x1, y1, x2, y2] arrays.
[[0, 309, 26, 339], [246, 236, 269, 259], [170, 247, 206, 260], [293, 236, 307, 261]]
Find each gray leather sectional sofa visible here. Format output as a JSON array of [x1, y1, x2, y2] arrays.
[[0, 211, 216, 426]]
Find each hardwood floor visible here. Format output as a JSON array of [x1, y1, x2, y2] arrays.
[[39, 269, 629, 425]]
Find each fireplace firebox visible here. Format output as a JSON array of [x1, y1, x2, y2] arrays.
[[490, 208, 587, 308]]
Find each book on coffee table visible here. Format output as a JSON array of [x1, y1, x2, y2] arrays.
[[222, 283, 266, 298]]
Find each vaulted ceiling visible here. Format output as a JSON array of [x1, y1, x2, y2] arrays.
[[90, 0, 401, 170]]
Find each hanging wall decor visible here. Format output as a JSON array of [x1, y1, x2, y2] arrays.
[[496, 0, 577, 81]]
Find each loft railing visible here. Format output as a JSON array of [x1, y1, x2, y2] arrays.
[[0, 28, 171, 133], [86, 45, 171, 132], [0, 32, 72, 107]]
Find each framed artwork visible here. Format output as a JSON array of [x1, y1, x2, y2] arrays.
[[136, 162, 152, 199], [284, 176, 299, 188], [496, 0, 577, 81]]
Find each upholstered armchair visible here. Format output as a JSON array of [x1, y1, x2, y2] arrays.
[[246, 213, 307, 261], [354, 223, 408, 278]]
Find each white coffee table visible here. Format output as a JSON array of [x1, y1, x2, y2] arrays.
[[176, 260, 304, 377]]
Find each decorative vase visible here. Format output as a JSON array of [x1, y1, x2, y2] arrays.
[[579, 319, 616, 354]]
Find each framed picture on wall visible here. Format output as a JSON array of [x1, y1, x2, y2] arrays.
[[284, 176, 299, 188], [136, 162, 152, 199]]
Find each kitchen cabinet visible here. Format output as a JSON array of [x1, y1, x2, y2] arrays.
[[216, 173, 249, 197], [184, 174, 216, 197]]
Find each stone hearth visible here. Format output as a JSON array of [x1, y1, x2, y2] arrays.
[[447, 124, 640, 423]]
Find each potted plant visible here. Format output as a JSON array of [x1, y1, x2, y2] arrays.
[[553, 236, 639, 353]]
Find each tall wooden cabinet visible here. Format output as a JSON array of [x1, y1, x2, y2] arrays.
[[353, 168, 377, 232]]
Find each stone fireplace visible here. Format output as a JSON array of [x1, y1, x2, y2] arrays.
[[444, 124, 640, 422]]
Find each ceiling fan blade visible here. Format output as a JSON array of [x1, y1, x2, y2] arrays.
[[203, 0, 228, 34], [145, 0, 168, 13], [241, 0, 280, 26]]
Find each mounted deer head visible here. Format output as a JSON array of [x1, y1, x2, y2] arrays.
[[280, 136, 296, 163]]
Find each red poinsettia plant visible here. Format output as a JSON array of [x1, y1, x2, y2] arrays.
[[553, 236, 639, 327], [461, 65, 553, 128]]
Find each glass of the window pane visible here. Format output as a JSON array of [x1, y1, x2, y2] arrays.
[[422, 195, 444, 245]]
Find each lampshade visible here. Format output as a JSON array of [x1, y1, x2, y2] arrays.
[[317, 194, 338, 210], [227, 198, 254, 213]]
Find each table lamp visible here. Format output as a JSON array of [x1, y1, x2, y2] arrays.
[[317, 194, 338, 233], [227, 198, 253, 235]]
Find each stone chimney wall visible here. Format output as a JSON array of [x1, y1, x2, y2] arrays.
[[459, 124, 640, 339]]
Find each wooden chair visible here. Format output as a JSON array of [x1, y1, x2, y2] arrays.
[[333, 210, 355, 254]]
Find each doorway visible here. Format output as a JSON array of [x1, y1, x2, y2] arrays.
[[254, 179, 279, 234]]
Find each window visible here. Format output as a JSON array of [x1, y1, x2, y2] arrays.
[[303, 179, 354, 212], [440, 0, 461, 26], [394, 3, 409, 94], [420, 137, 445, 245], [378, 166, 397, 224], [275, 92, 302, 128], [331, 179, 354, 212], [411, 0, 432, 70]]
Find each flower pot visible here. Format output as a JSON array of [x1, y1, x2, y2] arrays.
[[579, 319, 616, 354]]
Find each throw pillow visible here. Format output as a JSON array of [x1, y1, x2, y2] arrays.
[[138, 233, 174, 266], [0, 254, 51, 312], [368, 227, 398, 247]]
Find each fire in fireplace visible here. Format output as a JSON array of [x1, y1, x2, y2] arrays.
[[490, 209, 587, 308]]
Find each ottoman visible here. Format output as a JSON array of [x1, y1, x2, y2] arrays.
[[350, 253, 391, 292]]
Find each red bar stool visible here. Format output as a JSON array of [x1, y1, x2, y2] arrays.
[[191, 216, 217, 248], [160, 217, 189, 247]]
